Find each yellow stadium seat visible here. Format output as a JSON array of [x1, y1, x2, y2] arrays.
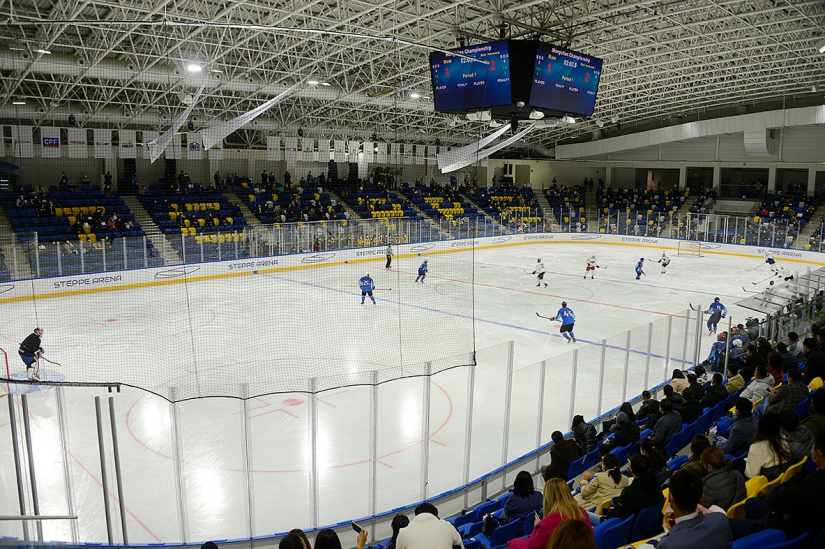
[[226, 217, 233, 225], [780, 456, 807, 483], [756, 474, 783, 499], [809, 377, 823, 390], [180, 228, 187, 235], [595, 497, 613, 515], [198, 219, 205, 227], [248, 195, 256, 202], [188, 227, 196, 236], [745, 475, 767, 498], [71, 207, 81, 216], [170, 212, 177, 221], [241, 182, 248, 188], [83, 225, 91, 234], [88, 233, 96, 242], [81, 207, 89, 215], [727, 499, 747, 519], [185, 204, 193, 211], [55, 207, 63, 216], [184, 219, 191, 228], [68, 216, 76, 225], [171, 204, 179, 211], [79, 234, 87, 242]]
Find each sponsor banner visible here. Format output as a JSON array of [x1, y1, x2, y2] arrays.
[[208, 140, 223, 160], [391, 143, 402, 164], [141, 131, 158, 159], [284, 137, 298, 171], [363, 141, 374, 163], [333, 140, 346, 163], [93, 129, 112, 159], [266, 136, 281, 161], [301, 137, 314, 162], [40, 127, 61, 158], [377, 142, 388, 163], [348, 140, 360, 158], [67, 128, 87, 158], [414, 144, 424, 165], [187, 132, 202, 160], [318, 139, 332, 161], [166, 135, 183, 159], [119, 129, 136, 159], [403, 144, 413, 164], [11, 125, 33, 157]]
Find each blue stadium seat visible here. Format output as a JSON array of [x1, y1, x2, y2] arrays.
[[667, 455, 689, 471], [582, 448, 601, 471], [732, 529, 787, 548], [476, 518, 521, 549], [632, 501, 665, 541], [594, 515, 633, 549], [568, 455, 585, 480], [762, 532, 809, 548]]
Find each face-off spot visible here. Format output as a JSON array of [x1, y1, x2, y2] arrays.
[[283, 398, 304, 407], [105, 318, 119, 322]]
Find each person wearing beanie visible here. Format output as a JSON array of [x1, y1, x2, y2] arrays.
[[601, 412, 641, 453]]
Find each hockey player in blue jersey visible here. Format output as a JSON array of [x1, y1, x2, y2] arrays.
[[706, 297, 728, 335], [700, 332, 728, 369], [415, 260, 428, 283], [635, 258, 645, 280], [553, 301, 577, 343], [359, 273, 376, 304]]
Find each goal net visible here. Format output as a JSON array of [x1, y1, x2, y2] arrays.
[[677, 241, 703, 257]]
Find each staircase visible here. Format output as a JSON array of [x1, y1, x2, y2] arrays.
[[223, 192, 264, 232], [460, 193, 509, 233], [795, 203, 825, 249], [327, 190, 362, 220], [121, 196, 182, 264], [0, 206, 33, 280], [535, 190, 562, 232], [406, 202, 454, 239], [584, 190, 599, 219]]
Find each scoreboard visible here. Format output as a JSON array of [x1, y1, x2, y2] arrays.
[[429, 41, 512, 112], [529, 44, 602, 117]]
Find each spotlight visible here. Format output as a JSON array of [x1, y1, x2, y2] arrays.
[[12, 100, 25, 105], [307, 79, 320, 85], [320, 82, 332, 87], [528, 110, 545, 120], [297, 127, 304, 137], [410, 92, 421, 99], [561, 115, 576, 124], [616, 122, 622, 130], [68, 113, 77, 126], [187, 121, 195, 131], [34, 49, 51, 55], [610, 115, 620, 124], [186, 63, 203, 73], [817, 38, 825, 54]]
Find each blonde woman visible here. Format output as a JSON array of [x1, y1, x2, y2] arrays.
[[507, 478, 593, 549], [574, 453, 628, 509]]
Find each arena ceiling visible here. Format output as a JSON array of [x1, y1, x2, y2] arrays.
[[0, 0, 823, 150]]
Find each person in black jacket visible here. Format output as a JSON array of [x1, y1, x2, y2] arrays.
[[680, 388, 703, 425], [636, 391, 656, 420], [571, 415, 597, 454], [701, 374, 729, 408], [686, 374, 705, 401], [548, 430, 583, 479], [802, 337, 825, 385], [18, 327, 43, 381], [601, 412, 641, 453], [662, 384, 684, 412], [604, 454, 663, 520]]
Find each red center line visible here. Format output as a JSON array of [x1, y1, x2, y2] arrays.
[[392, 268, 689, 319]]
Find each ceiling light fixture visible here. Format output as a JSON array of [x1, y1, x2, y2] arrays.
[[562, 115, 576, 124], [186, 63, 203, 73], [12, 100, 25, 105], [34, 49, 51, 54], [308, 79, 320, 85], [817, 38, 825, 54], [528, 110, 545, 120], [320, 81, 332, 86], [410, 92, 422, 99], [209, 69, 222, 73]]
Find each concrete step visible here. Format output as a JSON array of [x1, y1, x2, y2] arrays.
[[121, 196, 182, 264], [406, 202, 453, 238], [326, 190, 362, 220], [0, 204, 33, 280], [460, 193, 508, 233]]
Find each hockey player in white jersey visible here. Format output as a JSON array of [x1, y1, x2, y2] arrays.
[[532, 259, 547, 287], [658, 252, 671, 274], [584, 255, 599, 279]]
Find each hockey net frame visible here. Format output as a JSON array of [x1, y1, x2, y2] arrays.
[[677, 241, 704, 257], [0, 347, 8, 397]]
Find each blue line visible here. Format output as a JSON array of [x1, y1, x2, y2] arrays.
[[475, 260, 746, 300], [262, 273, 691, 365]]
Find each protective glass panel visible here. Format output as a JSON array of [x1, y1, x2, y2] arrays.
[[0, 395, 25, 540], [426, 366, 469, 499], [541, 353, 575, 443], [469, 343, 508, 480], [507, 361, 541, 462]]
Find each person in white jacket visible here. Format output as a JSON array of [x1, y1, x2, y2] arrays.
[[744, 413, 793, 481], [740, 365, 775, 404]]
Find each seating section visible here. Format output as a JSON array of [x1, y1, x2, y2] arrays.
[[229, 177, 344, 224], [342, 184, 419, 219], [400, 183, 483, 224], [749, 192, 820, 247], [544, 185, 587, 230], [598, 188, 686, 234], [0, 249, 10, 281], [467, 184, 543, 230]]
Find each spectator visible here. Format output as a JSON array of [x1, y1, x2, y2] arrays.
[[786, 331, 802, 357], [779, 412, 813, 462], [636, 391, 657, 420], [740, 365, 774, 404], [202, 543, 219, 549], [688, 435, 711, 463], [686, 374, 705, 401], [680, 388, 703, 425], [744, 413, 793, 480], [574, 453, 628, 509], [62, 239, 78, 255], [694, 365, 710, 386], [386, 515, 410, 549], [800, 389, 825, 437], [639, 438, 668, 478], [652, 399, 682, 450], [719, 398, 758, 457], [571, 415, 597, 454], [700, 447, 746, 510], [289, 530, 311, 548], [725, 364, 745, 394], [395, 503, 462, 549], [548, 431, 583, 478], [279, 533, 307, 549], [741, 345, 766, 379], [802, 337, 825, 384], [657, 470, 733, 549], [314, 529, 348, 549], [764, 368, 808, 415], [701, 374, 728, 408], [507, 478, 592, 549], [601, 412, 641, 452], [670, 369, 690, 393], [663, 384, 684, 411], [501, 471, 542, 523], [756, 337, 773, 360], [604, 455, 662, 520], [765, 351, 783, 382], [775, 342, 798, 371], [644, 398, 663, 430], [546, 519, 596, 549]]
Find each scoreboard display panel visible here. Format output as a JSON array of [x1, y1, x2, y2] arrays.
[[529, 44, 602, 117], [430, 41, 512, 112]]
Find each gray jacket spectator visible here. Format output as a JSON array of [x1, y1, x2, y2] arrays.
[[699, 447, 746, 510], [779, 412, 814, 463], [571, 415, 597, 454], [740, 366, 774, 403], [721, 398, 758, 457], [765, 368, 808, 415], [776, 342, 799, 371], [652, 400, 682, 449]]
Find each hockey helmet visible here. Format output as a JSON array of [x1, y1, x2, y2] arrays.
[[33, 327, 43, 336], [714, 297, 720, 302], [365, 273, 370, 278], [717, 333, 726, 341], [561, 301, 567, 308], [537, 258, 541, 262]]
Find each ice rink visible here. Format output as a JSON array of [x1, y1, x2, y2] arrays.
[[0, 242, 809, 544]]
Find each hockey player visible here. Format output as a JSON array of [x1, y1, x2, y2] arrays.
[[706, 297, 728, 335], [359, 273, 376, 305], [779, 267, 794, 282], [533, 258, 548, 287], [658, 252, 671, 274], [635, 258, 645, 280], [415, 260, 428, 283], [19, 327, 43, 381], [385, 243, 393, 269], [765, 251, 778, 275], [552, 301, 577, 343], [584, 256, 598, 279]]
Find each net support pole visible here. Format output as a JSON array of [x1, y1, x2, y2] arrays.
[[535, 359, 547, 473], [56, 387, 79, 543], [168, 389, 189, 543], [107, 397, 128, 545], [309, 378, 319, 529], [664, 315, 674, 383], [420, 363, 432, 502], [568, 350, 578, 434], [501, 341, 515, 474], [123, 237, 128, 270], [644, 323, 653, 391], [597, 340, 606, 416], [34, 232, 40, 277], [462, 357, 476, 509], [239, 385, 255, 539], [56, 242, 62, 275], [369, 370, 378, 517], [681, 308, 691, 367], [621, 330, 631, 403], [93, 396, 113, 545], [7, 394, 30, 541], [694, 306, 704, 367], [20, 395, 43, 541]]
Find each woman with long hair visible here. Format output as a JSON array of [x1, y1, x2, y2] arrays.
[[744, 413, 793, 480], [574, 453, 628, 509], [502, 470, 542, 523], [385, 515, 409, 549], [669, 369, 689, 393], [700, 447, 746, 510], [546, 519, 596, 549], [507, 478, 592, 549]]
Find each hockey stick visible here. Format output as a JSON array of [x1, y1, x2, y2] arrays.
[[751, 275, 774, 285], [689, 303, 706, 313], [741, 287, 761, 293], [747, 262, 766, 272], [40, 356, 62, 367], [523, 270, 534, 275], [536, 312, 560, 321], [373, 288, 392, 291]]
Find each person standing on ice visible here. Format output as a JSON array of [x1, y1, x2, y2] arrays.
[[19, 327, 44, 381], [635, 258, 645, 280], [533, 258, 548, 287], [385, 243, 394, 269], [415, 260, 428, 283], [359, 273, 376, 305], [765, 251, 778, 275], [584, 255, 599, 279], [553, 301, 577, 344], [658, 252, 671, 274], [706, 297, 728, 335]]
